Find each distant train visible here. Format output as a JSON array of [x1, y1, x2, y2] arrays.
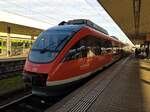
[[23, 19, 125, 96]]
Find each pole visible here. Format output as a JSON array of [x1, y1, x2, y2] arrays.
[[7, 26, 11, 57]]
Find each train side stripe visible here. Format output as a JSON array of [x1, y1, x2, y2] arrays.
[[46, 66, 103, 86]]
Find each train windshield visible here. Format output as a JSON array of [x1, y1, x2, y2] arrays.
[[29, 25, 82, 63]]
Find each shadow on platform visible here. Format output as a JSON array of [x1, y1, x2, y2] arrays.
[[141, 79, 150, 85], [140, 66, 150, 72]]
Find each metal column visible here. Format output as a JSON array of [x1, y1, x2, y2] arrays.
[[6, 26, 11, 57], [31, 35, 34, 47]]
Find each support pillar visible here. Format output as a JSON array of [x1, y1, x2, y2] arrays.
[[146, 34, 150, 58], [6, 26, 11, 57], [1, 38, 3, 55], [31, 35, 34, 47]]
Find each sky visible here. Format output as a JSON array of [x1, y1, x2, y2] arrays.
[[0, 0, 133, 45]]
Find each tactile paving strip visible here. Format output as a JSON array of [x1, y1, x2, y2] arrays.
[[51, 57, 129, 112]]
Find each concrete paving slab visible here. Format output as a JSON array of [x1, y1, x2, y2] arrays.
[[45, 57, 130, 112], [45, 56, 150, 112]]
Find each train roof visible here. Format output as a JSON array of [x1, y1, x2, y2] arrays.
[[42, 22, 125, 47], [46, 19, 125, 45], [46, 24, 84, 32], [111, 36, 119, 40], [58, 19, 108, 35]]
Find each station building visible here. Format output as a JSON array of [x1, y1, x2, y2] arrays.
[[0, 21, 43, 57]]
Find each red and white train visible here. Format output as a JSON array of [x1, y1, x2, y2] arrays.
[[23, 19, 125, 96]]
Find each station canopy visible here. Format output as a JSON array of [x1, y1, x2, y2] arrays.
[[98, 0, 150, 44], [0, 21, 43, 36]]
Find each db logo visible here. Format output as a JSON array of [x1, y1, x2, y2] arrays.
[[32, 67, 37, 72]]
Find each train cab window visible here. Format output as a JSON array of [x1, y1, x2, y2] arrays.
[[29, 26, 83, 63]]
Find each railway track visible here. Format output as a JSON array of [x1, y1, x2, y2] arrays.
[[0, 57, 125, 112], [0, 58, 25, 76], [0, 94, 63, 112], [0, 71, 22, 80]]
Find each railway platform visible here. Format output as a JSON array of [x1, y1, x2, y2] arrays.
[[0, 56, 26, 62], [45, 56, 150, 112], [0, 56, 26, 75]]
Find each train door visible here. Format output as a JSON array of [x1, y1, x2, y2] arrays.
[[78, 38, 89, 72], [54, 37, 89, 80], [65, 38, 89, 72]]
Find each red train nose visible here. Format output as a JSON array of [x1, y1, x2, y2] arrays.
[[24, 60, 54, 74]]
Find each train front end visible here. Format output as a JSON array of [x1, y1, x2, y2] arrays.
[[23, 25, 82, 96]]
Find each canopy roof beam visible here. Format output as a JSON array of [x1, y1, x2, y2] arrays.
[[133, 0, 141, 36]]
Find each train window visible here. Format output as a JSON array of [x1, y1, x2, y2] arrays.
[[29, 25, 83, 63], [63, 35, 115, 62], [63, 35, 105, 61], [105, 41, 112, 54], [85, 36, 102, 56], [105, 40, 112, 48], [86, 37, 113, 55], [63, 37, 87, 61], [64, 49, 79, 61], [31, 25, 83, 53], [100, 40, 113, 54], [113, 47, 121, 55]]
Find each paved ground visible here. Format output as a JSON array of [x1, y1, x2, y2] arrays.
[[140, 59, 150, 112], [45, 56, 150, 112]]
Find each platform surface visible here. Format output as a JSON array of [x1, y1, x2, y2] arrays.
[[46, 56, 150, 112], [0, 56, 26, 62]]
